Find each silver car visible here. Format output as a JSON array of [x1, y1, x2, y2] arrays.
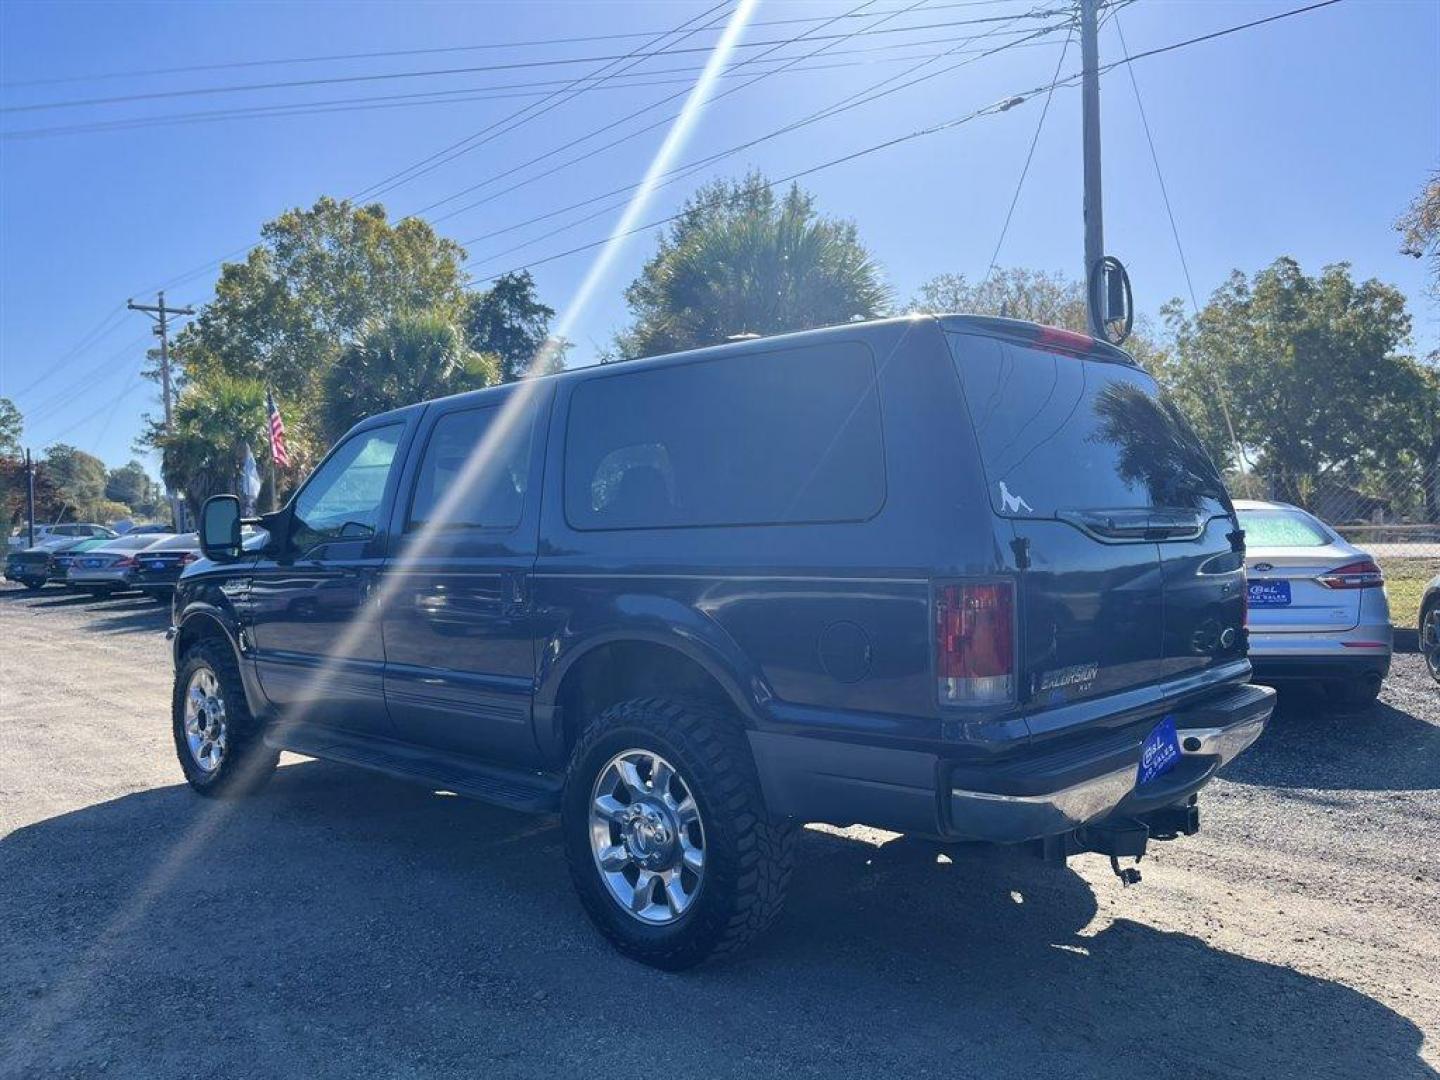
[[66, 533, 165, 594], [1235, 500, 1392, 707], [1421, 573, 1440, 684]]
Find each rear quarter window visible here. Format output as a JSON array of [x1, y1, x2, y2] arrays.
[[948, 333, 1226, 517], [564, 341, 885, 530]]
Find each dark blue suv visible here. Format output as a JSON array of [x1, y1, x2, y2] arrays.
[[172, 315, 1273, 968]]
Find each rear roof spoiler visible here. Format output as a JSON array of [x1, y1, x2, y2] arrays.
[[935, 314, 1137, 366]]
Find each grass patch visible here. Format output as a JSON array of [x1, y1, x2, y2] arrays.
[[1377, 557, 1440, 628]]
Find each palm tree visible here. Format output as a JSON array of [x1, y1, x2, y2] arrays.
[[157, 373, 267, 520], [618, 174, 890, 359], [320, 311, 499, 444]]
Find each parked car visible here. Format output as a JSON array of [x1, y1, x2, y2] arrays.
[[66, 533, 166, 595], [4, 535, 115, 589], [133, 532, 202, 602], [171, 315, 1273, 968], [5, 523, 114, 554], [1421, 573, 1440, 685], [50, 536, 119, 585], [1234, 500, 1392, 706]]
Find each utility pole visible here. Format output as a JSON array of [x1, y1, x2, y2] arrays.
[[1080, 0, 1105, 338], [128, 291, 194, 528], [25, 448, 35, 547]]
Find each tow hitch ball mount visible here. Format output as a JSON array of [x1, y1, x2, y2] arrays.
[[1045, 798, 1201, 886]]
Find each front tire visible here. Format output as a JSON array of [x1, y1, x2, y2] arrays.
[[172, 640, 278, 797], [562, 698, 796, 970]]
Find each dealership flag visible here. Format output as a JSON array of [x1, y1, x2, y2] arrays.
[[266, 389, 290, 469], [241, 444, 262, 514]]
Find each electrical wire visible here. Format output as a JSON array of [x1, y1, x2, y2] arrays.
[[455, 12, 1070, 255], [0, 11, 1071, 115], [414, 0, 937, 220], [466, 0, 1348, 282], [3, 32, 1062, 142], [0, 0, 1038, 89], [980, 18, 1074, 285]]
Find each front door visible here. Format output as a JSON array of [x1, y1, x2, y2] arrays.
[[381, 389, 549, 765], [249, 421, 409, 735]]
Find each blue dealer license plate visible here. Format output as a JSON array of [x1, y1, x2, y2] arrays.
[[1248, 580, 1291, 607], [1137, 717, 1181, 786]]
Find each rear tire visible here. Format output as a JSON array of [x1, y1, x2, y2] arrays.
[[22, 579, 45, 592], [1421, 601, 1440, 685], [172, 640, 278, 797], [562, 697, 796, 970]]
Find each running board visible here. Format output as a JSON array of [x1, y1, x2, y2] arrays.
[[267, 722, 562, 814]]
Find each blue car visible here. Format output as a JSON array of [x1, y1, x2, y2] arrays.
[[169, 315, 1273, 968]]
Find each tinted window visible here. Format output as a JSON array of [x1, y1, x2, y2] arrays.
[[1236, 509, 1332, 547], [565, 342, 885, 530], [948, 334, 1226, 517], [407, 404, 533, 532], [292, 424, 404, 542]]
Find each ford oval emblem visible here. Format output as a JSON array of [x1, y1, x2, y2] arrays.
[[1253, 562, 1274, 572]]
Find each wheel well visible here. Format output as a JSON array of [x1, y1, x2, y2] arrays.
[[176, 613, 233, 659], [555, 641, 738, 752]]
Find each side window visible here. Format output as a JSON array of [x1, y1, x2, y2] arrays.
[[407, 403, 534, 532], [564, 342, 885, 530], [292, 424, 404, 545]]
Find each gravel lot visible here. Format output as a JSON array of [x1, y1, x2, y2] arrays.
[[1, 584, 1436, 1079]]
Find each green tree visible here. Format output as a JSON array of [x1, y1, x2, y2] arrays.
[[466, 271, 562, 382], [150, 373, 269, 521], [105, 460, 160, 514], [1161, 258, 1420, 507], [617, 174, 889, 358], [43, 443, 108, 518], [910, 267, 1089, 328], [320, 311, 500, 444], [171, 196, 470, 466], [0, 398, 21, 458], [0, 458, 61, 529]]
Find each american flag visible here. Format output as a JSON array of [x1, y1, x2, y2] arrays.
[[266, 389, 290, 469]]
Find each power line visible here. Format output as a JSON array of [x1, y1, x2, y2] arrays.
[[3, 32, 1061, 142], [0, 12, 1071, 115], [1112, 9, 1245, 469], [456, 12, 1070, 256], [349, 1, 736, 204], [467, 0, 1348, 283], [0, 0, 1034, 89], [981, 19, 1074, 284], [415, 0, 941, 221]]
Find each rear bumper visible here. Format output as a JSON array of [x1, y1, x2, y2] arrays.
[[749, 683, 1274, 843], [1249, 653, 1390, 683]]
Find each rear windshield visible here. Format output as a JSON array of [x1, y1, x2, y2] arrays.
[[1236, 508, 1331, 547], [947, 333, 1227, 517]]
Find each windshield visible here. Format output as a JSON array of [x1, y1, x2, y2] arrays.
[[948, 333, 1228, 518]]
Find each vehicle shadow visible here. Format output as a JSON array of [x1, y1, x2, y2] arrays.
[[1223, 681, 1439, 792], [1, 760, 1431, 1080]]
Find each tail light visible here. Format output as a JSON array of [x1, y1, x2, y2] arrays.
[[179, 552, 199, 565], [935, 581, 1015, 706], [1316, 559, 1383, 590], [112, 556, 137, 569], [1033, 325, 1094, 355]]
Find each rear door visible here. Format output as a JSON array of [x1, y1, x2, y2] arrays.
[[947, 332, 1243, 728], [381, 386, 551, 765]]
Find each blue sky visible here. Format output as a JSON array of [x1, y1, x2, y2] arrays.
[[1, 0, 1436, 477]]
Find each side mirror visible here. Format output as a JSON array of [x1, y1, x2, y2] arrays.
[[199, 495, 243, 561]]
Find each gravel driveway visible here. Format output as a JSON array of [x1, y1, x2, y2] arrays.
[[1, 585, 1436, 1079]]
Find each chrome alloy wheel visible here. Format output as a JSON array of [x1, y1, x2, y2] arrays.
[[1423, 606, 1440, 683], [589, 749, 705, 924], [183, 667, 229, 773]]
